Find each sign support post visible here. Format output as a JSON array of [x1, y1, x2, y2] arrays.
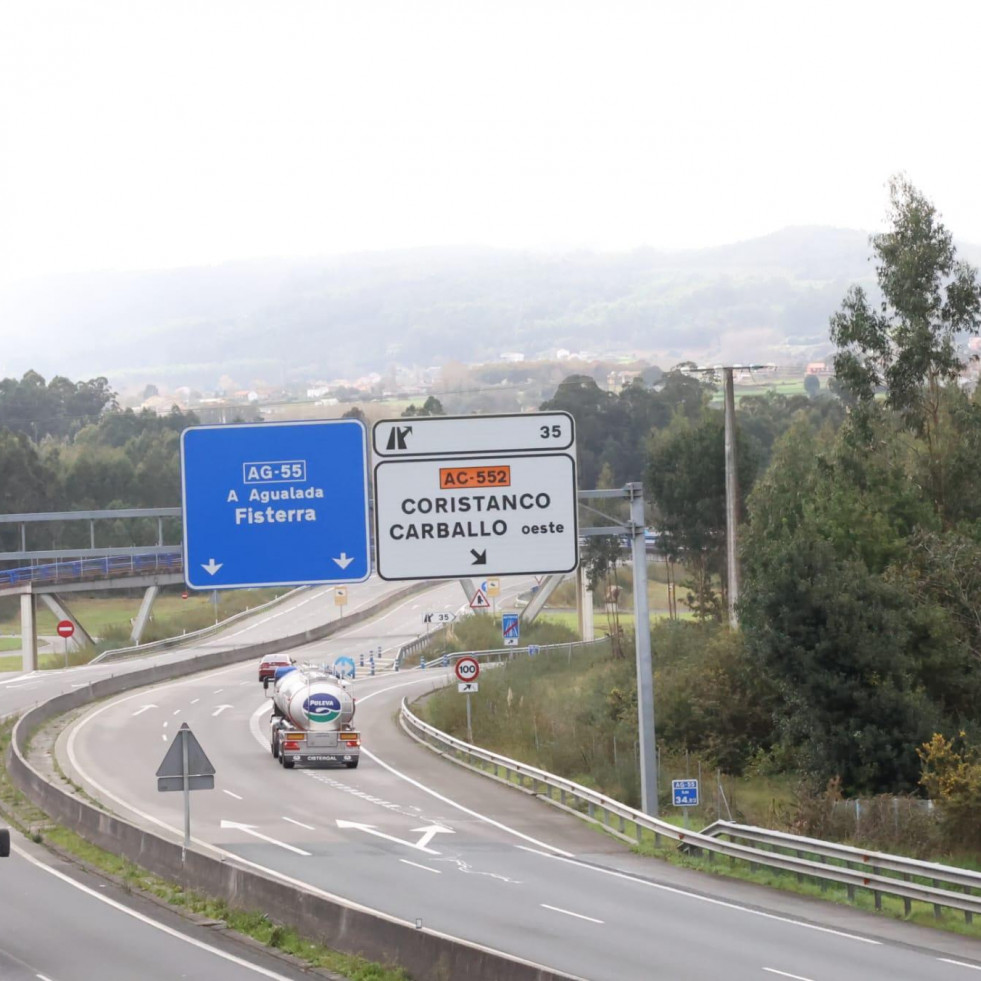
[[628, 482, 658, 817], [466, 693, 473, 745], [181, 727, 191, 858]]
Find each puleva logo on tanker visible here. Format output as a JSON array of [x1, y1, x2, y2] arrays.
[[304, 692, 342, 723]]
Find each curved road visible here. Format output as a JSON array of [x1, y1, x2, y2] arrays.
[[0, 576, 455, 980], [57, 583, 981, 981]]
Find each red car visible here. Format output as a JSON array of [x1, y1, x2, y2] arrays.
[[258, 654, 295, 683]]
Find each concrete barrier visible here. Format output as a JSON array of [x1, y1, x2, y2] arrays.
[[6, 583, 579, 981]]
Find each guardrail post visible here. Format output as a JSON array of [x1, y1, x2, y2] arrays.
[[902, 874, 911, 916], [819, 855, 827, 891], [964, 888, 973, 925], [796, 850, 804, 883], [872, 866, 882, 910]]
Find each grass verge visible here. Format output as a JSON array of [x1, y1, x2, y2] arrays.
[[0, 716, 409, 981]]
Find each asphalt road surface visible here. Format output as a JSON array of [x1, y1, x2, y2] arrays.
[[58, 579, 981, 981]]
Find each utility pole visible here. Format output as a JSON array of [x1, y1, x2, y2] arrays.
[[686, 363, 772, 627]]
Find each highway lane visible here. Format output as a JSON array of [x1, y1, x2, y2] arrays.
[[0, 575, 424, 720], [0, 830, 334, 981], [0, 575, 447, 981], [59, 583, 981, 981]]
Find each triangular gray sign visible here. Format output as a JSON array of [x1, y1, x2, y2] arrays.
[[156, 723, 216, 792]]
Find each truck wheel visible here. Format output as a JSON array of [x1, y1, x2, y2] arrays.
[[281, 756, 295, 769], [345, 760, 359, 769], [271, 735, 279, 759]]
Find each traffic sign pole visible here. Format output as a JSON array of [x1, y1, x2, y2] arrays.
[[466, 692, 473, 745]]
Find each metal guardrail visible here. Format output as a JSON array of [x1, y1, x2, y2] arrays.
[[701, 821, 981, 915], [395, 637, 610, 672], [91, 587, 305, 663], [400, 698, 981, 924]]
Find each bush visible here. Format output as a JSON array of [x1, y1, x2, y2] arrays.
[[918, 733, 981, 853]]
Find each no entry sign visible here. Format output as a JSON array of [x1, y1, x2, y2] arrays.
[[56, 620, 75, 638]]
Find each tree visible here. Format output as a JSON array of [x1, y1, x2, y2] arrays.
[[646, 411, 757, 620], [830, 176, 981, 519], [803, 373, 820, 397], [402, 395, 445, 417]]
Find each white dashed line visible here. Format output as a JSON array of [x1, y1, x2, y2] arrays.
[[283, 817, 315, 830], [763, 970, 814, 981], [400, 859, 441, 874], [940, 961, 981, 972], [540, 904, 603, 924], [223, 790, 243, 800]]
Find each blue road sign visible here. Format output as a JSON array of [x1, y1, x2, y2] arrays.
[[181, 420, 370, 590], [528, 644, 540, 657], [671, 778, 699, 806], [334, 656, 356, 679], [502, 613, 520, 646]]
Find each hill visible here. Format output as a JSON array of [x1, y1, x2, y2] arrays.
[[0, 227, 912, 392]]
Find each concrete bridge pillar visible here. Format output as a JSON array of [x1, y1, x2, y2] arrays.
[[20, 592, 37, 672], [130, 585, 160, 644], [39, 595, 94, 650]]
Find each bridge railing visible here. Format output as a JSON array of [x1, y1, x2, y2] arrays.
[[0, 551, 183, 590]]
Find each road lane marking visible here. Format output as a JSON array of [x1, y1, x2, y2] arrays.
[[37, 974, 55, 981], [283, 817, 315, 830], [764, 970, 814, 981], [400, 859, 441, 874], [515, 846, 881, 945], [172, 709, 181, 715], [191, 698, 200, 704], [132, 704, 157, 717], [213, 689, 224, 694], [212, 704, 233, 717], [940, 961, 981, 972], [353, 679, 574, 857], [220, 820, 312, 856], [223, 790, 243, 800], [541, 904, 603, 924], [13, 844, 305, 980], [336, 819, 441, 854]]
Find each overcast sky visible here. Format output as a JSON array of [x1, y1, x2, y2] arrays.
[[1, 0, 978, 284]]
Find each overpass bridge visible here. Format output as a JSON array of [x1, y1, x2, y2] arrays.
[[0, 508, 184, 671]]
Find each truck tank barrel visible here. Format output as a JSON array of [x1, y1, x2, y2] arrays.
[[272, 668, 356, 731]]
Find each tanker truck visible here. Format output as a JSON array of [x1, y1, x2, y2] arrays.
[[267, 666, 360, 769]]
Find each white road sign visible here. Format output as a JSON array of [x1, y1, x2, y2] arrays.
[[458, 681, 479, 693], [374, 452, 578, 580], [373, 412, 574, 458]]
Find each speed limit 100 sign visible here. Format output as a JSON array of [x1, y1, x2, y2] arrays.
[[454, 656, 480, 683]]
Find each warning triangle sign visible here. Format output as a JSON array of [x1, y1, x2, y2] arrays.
[[469, 588, 491, 610], [156, 722, 216, 792]]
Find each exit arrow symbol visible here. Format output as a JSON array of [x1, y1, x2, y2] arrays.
[[412, 824, 454, 850], [332, 553, 354, 569], [220, 820, 312, 855], [212, 704, 233, 717], [470, 549, 487, 565], [201, 558, 223, 576], [335, 819, 448, 854]]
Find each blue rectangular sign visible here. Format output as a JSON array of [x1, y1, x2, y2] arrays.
[[671, 778, 699, 807], [181, 420, 371, 590], [502, 613, 520, 643]]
